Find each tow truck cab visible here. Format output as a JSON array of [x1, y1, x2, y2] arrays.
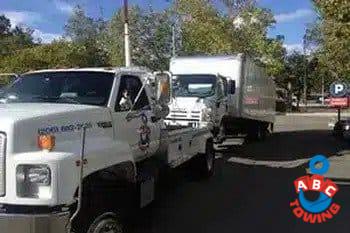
[[0, 67, 214, 233]]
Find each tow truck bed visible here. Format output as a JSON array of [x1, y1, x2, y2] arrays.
[[158, 126, 212, 168]]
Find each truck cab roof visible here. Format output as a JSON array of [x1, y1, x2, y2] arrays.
[[171, 54, 244, 62], [24, 66, 152, 76]]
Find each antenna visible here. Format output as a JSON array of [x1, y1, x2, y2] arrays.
[[123, 0, 131, 67]]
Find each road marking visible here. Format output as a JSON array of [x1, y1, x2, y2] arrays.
[[227, 157, 310, 168]]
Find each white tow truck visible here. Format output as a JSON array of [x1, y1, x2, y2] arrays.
[[0, 67, 214, 233]]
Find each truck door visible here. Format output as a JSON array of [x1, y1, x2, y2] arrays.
[[111, 74, 160, 161]]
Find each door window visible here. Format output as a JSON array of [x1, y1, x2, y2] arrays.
[[220, 77, 228, 97], [115, 75, 150, 112]]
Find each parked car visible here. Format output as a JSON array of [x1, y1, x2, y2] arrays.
[[333, 118, 350, 138], [317, 95, 331, 104]]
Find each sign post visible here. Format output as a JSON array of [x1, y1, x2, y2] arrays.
[[329, 81, 349, 121]]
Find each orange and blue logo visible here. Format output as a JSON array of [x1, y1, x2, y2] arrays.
[[290, 155, 340, 223]]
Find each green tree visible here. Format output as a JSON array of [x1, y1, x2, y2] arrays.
[[0, 15, 35, 57], [280, 52, 308, 107], [64, 6, 110, 66], [103, 6, 140, 67], [104, 6, 172, 70], [174, 0, 285, 76], [221, 0, 256, 18], [132, 8, 172, 70], [0, 41, 91, 73], [230, 6, 285, 75], [312, 0, 350, 80], [176, 0, 235, 55], [0, 15, 11, 35]]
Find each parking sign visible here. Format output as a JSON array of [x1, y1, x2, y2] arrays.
[[330, 81, 348, 97]]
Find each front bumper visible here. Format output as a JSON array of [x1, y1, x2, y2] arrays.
[[0, 211, 70, 233], [164, 119, 213, 129]]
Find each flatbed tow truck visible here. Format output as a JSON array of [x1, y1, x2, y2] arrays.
[[0, 67, 214, 233]]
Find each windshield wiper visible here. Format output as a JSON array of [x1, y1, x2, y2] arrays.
[[31, 96, 81, 104], [56, 97, 81, 104]]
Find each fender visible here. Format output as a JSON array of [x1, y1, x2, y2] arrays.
[[5, 139, 135, 206], [196, 129, 213, 154]]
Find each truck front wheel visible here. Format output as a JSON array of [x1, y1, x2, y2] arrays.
[[87, 213, 123, 233]]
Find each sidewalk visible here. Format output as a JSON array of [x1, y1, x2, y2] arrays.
[[285, 112, 350, 117]]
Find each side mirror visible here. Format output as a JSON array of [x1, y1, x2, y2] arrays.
[[228, 80, 236, 95], [152, 71, 172, 120], [154, 71, 172, 105]]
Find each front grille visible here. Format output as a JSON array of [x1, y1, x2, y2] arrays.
[[0, 133, 6, 197], [168, 109, 201, 122]]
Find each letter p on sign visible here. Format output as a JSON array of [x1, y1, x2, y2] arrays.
[[335, 84, 344, 95]]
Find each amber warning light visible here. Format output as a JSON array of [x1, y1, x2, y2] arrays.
[[37, 135, 56, 151]]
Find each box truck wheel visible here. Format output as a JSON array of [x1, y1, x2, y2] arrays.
[[198, 140, 215, 178], [87, 213, 123, 233], [247, 123, 267, 141]]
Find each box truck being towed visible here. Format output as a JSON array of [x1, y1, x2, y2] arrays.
[[0, 67, 214, 233], [167, 55, 276, 141]]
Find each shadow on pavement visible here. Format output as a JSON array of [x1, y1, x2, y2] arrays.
[[127, 127, 350, 233], [230, 130, 349, 160], [128, 157, 350, 233]]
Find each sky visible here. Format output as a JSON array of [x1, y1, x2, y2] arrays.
[[0, 0, 317, 53]]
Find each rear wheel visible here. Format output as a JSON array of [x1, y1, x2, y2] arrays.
[[87, 214, 123, 233]]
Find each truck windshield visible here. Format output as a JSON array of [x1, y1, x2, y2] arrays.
[[173, 75, 216, 98], [0, 71, 114, 106]]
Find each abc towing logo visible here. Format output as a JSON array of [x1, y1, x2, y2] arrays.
[[290, 155, 340, 223]]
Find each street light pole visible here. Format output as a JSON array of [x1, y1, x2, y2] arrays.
[[123, 0, 131, 67], [321, 75, 325, 105], [303, 34, 308, 107], [171, 0, 179, 57], [172, 25, 176, 57]]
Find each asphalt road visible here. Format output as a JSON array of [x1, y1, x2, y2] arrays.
[[130, 115, 350, 233]]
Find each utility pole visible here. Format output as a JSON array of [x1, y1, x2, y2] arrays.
[[303, 34, 308, 107], [123, 0, 131, 67], [321, 75, 325, 105], [172, 25, 176, 57], [172, 0, 179, 57]]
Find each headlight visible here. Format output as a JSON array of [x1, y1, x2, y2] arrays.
[[345, 125, 350, 130], [16, 165, 51, 198]]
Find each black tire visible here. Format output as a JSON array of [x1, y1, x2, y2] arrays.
[[198, 140, 215, 178], [72, 177, 134, 233], [87, 213, 123, 233], [247, 125, 260, 141], [247, 123, 267, 141]]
